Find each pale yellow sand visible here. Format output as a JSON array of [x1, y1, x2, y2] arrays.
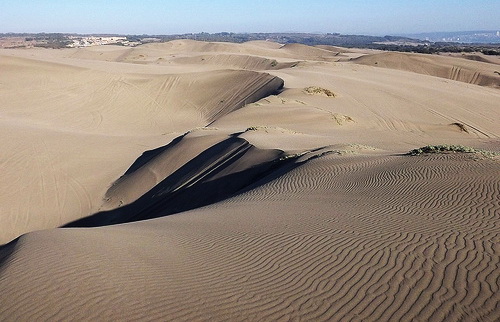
[[0, 41, 499, 321], [353, 51, 500, 88], [0, 53, 282, 243]]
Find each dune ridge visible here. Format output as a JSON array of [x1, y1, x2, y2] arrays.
[[353, 52, 500, 88], [454, 53, 500, 65], [65, 134, 297, 227], [173, 54, 297, 70]]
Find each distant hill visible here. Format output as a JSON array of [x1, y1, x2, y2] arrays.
[[0, 32, 423, 48], [1, 32, 498, 55], [142, 32, 425, 47]]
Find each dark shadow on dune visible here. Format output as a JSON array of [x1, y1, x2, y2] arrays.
[[64, 136, 301, 228], [123, 133, 187, 176], [0, 237, 19, 272]]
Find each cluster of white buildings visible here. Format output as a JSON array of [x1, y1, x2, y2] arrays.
[[67, 36, 131, 48]]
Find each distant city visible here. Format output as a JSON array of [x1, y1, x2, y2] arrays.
[[400, 30, 500, 44]]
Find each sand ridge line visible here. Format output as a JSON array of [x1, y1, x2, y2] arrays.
[[353, 51, 500, 88]]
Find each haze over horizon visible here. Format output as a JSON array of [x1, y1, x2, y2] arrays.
[[1, 0, 498, 36]]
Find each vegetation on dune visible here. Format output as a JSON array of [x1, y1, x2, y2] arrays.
[[408, 145, 499, 157], [304, 86, 336, 97], [332, 113, 354, 125], [245, 126, 300, 134], [371, 43, 500, 55]]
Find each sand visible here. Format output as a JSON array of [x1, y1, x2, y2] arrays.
[[0, 40, 499, 321], [353, 51, 500, 88]]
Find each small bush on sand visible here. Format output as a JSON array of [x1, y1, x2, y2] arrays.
[[450, 122, 469, 133], [304, 86, 336, 97], [408, 144, 498, 157]]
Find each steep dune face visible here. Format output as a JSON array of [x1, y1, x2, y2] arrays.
[[66, 134, 293, 227], [353, 52, 500, 88], [190, 70, 283, 123], [97, 132, 231, 212]]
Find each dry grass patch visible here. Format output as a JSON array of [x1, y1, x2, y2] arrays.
[[332, 113, 354, 125], [245, 126, 300, 134], [303, 86, 336, 97], [408, 145, 499, 158]]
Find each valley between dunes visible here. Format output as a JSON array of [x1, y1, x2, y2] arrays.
[[0, 40, 499, 321]]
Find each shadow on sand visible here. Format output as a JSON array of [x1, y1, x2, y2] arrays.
[[64, 135, 302, 228]]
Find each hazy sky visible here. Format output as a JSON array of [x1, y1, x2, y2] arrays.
[[1, 0, 498, 35]]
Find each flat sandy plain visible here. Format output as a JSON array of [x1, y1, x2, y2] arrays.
[[0, 40, 499, 321]]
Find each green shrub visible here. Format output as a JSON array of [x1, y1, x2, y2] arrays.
[[408, 144, 498, 157]]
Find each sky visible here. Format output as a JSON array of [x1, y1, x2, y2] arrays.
[[1, 0, 498, 36]]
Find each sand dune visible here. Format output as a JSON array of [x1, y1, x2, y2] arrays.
[[0, 53, 283, 244], [0, 55, 282, 134], [173, 54, 298, 70], [353, 51, 500, 88], [66, 133, 295, 226], [315, 45, 352, 53], [140, 39, 338, 60], [4, 39, 338, 67], [278, 43, 340, 60], [451, 53, 500, 65], [0, 40, 499, 320], [1, 153, 498, 321]]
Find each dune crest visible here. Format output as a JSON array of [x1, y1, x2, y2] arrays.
[[353, 52, 500, 88], [66, 134, 294, 227], [173, 54, 297, 70]]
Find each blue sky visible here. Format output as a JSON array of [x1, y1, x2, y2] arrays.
[[1, 0, 498, 35]]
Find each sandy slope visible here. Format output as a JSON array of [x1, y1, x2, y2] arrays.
[[455, 53, 500, 65], [1, 153, 498, 321], [0, 52, 283, 244], [0, 40, 499, 321], [353, 51, 500, 88]]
